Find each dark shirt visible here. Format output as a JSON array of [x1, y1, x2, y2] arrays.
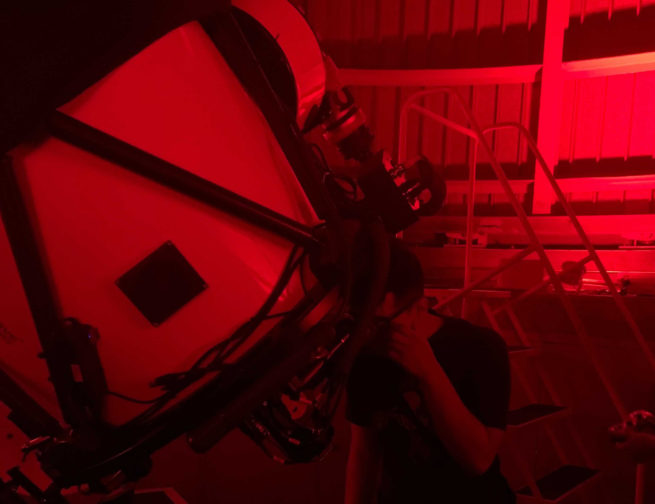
[[347, 316, 515, 504]]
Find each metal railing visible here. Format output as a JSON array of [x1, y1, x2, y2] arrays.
[[398, 87, 655, 503]]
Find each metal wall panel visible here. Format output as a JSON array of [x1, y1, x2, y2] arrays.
[[560, 70, 655, 162], [352, 82, 535, 167], [300, 0, 540, 67], [569, 0, 655, 20], [297, 0, 655, 214]]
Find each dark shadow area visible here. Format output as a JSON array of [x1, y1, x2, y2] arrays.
[[565, 6, 655, 62]]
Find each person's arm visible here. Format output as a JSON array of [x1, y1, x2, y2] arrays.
[[415, 357, 504, 475], [345, 423, 382, 504], [384, 326, 506, 475], [613, 430, 655, 463]]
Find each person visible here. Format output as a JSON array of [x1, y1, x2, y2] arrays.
[[345, 240, 515, 504], [609, 410, 655, 463]]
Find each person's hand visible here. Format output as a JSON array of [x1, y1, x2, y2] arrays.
[[381, 321, 438, 383], [612, 430, 655, 463], [609, 410, 655, 463]]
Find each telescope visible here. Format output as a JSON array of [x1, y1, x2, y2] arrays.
[[0, 1, 445, 501]]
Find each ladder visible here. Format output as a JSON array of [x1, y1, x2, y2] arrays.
[[398, 87, 655, 503]]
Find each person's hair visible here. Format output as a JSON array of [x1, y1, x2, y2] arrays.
[[386, 238, 424, 306], [350, 238, 424, 313]]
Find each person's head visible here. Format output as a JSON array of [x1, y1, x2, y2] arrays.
[[350, 237, 425, 319], [375, 239, 425, 320]]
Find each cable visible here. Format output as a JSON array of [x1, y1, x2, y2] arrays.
[[207, 247, 306, 366], [115, 246, 302, 427], [106, 390, 162, 405], [182, 246, 303, 372], [264, 309, 296, 320], [310, 143, 357, 200], [310, 143, 329, 172], [117, 244, 306, 427]]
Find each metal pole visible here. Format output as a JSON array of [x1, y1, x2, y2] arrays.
[[398, 88, 628, 417], [461, 105, 628, 418], [491, 121, 655, 377], [49, 113, 320, 250], [433, 246, 536, 311], [0, 157, 80, 426], [462, 140, 478, 318], [0, 365, 63, 437]]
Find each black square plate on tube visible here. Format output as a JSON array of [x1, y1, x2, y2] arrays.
[[116, 241, 208, 327]]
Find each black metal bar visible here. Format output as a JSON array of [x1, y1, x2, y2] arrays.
[[0, 478, 28, 504], [7, 469, 45, 501], [201, 12, 338, 222], [49, 112, 320, 249], [0, 156, 82, 427], [43, 283, 333, 486], [0, 366, 63, 438]]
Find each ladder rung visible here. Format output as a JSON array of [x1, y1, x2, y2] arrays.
[[494, 254, 596, 315], [427, 288, 513, 314], [507, 404, 567, 428], [517, 465, 599, 502]]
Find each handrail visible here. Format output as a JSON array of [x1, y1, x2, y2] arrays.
[[484, 121, 655, 377], [396, 86, 653, 419], [398, 91, 480, 302]]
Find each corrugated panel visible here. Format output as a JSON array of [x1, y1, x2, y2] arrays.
[[354, 82, 535, 168], [452, 0, 478, 33], [298, 0, 655, 214], [570, 0, 655, 20], [629, 71, 655, 157], [400, 84, 533, 166], [301, 0, 655, 67], [301, 0, 541, 68], [560, 70, 655, 163], [348, 79, 536, 215], [551, 69, 655, 213], [505, 0, 539, 28]]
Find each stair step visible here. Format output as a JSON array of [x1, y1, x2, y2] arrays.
[[507, 404, 567, 428], [517, 465, 599, 502]]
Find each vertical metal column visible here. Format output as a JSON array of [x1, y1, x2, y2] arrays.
[[0, 157, 78, 426], [533, 0, 569, 214]]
